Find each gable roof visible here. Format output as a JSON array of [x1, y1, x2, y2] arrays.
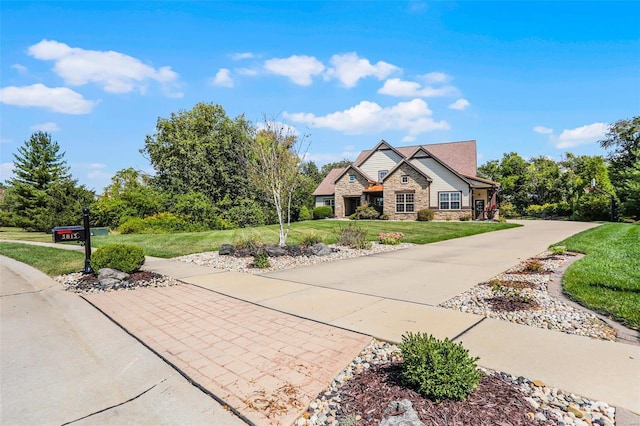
[[354, 140, 477, 176], [382, 159, 432, 183], [312, 167, 345, 196], [407, 146, 473, 186], [354, 139, 405, 168], [333, 164, 373, 183]]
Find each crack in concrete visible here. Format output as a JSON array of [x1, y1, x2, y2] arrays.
[[0, 284, 58, 298], [60, 377, 168, 425]]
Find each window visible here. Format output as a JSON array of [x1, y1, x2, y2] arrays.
[[401, 175, 409, 184], [373, 197, 384, 207], [396, 192, 415, 213], [323, 198, 334, 207], [439, 192, 461, 210], [378, 170, 388, 180], [349, 174, 356, 182]]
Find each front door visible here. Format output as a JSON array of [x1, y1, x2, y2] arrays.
[[475, 199, 485, 220]]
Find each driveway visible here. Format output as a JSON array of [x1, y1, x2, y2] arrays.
[[264, 220, 599, 305]]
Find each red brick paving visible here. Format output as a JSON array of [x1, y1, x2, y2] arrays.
[[85, 284, 372, 425]]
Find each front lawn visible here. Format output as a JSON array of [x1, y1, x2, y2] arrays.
[[554, 223, 640, 330], [0, 220, 519, 258], [0, 242, 84, 276]]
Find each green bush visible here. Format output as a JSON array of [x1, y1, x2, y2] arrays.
[[299, 205, 312, 221], [499, 202, 519, 218], [252, 250, 270, 268], [351, 204, 379, 220], [224, 198, 266, 228], [313, 206, 333, 219], [117, 217, 147, 234], [233, 232, 264, 249], [417, 209, 434, 221], [399, 332, 482, 403], [550, 245, 567, 255], [300, 232, 323, 247], [117, 212, 206, 234], [459, 215, 472, 221], [336, 223, 371, 249], [91, 244, 145, 274]]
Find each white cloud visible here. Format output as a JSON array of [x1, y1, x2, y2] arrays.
[[533, 125, 554, 135], [325, 52, 400, 88], [553, 123, 608, 149], [0, 84, 96, 114], [1, 162, 15, 182], [30, 122, 60, 132], [11, 64, 27, 74], [211, 68, 234, 87], [231, 52, 255, 60], [421, 72, 451, 84], [27, 39, 182, 97], [284, 98, 449, 138], [264, 55, 325, 86], [449, 98, 470, 110], [236, 67, 258, 76], [378, 78, 457, 98]]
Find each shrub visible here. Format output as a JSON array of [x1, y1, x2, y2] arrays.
[[380, 214, 390, 220], [417, 208, 434, 221], [144, 212, 204, 233], [499, 202, 519, 218], [378, 232, 404, 245], [300, 232, 323, 247], [118, 217, 148, 234], [459, 215, 471, 221], [351, 204, 379, 220], [336, 223, 371, 249], [233, 233, 264, 249], [399, 332, 482, 403], [550, 245, 567, 255], [252, 250, 270, 268], [298, 206, 312, 221], [313, 206, 333, 219], [91, 244, 145, 274], [224, 198, 266, 228]]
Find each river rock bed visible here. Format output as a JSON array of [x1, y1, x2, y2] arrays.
[[175, 242, 414, 274], [297, 340, 616, 426], [55, 270, 180, 294], [438, 252, 618, 342]]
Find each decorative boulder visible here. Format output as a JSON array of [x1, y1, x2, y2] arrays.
[[305, 242, 332, 257], [379, 400, 425, 426], [98, 268, 129, 281], [263, 245, 287, 257], [285, 245, 304, 257], [219, 244, 236, 255]]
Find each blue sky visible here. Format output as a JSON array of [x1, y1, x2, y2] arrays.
[[1, 1, 638, 192]]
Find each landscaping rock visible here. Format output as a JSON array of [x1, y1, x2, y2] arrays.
[[306, 242, 332, 256], [285, 245, 304, 257], [97, 268, 129, 281], [263, 245, 287, 257], [379, 400, 425, 426], [219, 243, 236, 255]]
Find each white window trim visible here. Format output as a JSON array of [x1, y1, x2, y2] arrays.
[[378, 170, 388, 181], [439, 191, 462, 210], [349, 174, 356, 182], [401, 175, 409, 184], [396, 192, 415, 213]]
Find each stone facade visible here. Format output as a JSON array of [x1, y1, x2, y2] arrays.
[[382, 164, 430, 220], [432, 209, 473, 221], [334, 171, 367, 218]]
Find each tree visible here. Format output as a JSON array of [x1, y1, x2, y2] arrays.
[[599, 116, 640, 218], [561, 153, 615, 221], [3, 132, 93, 231], [141, 102, 253, 203], [245, 121, 308, 246], [479, 152, 530, 213], [526, 156, 564, 206]]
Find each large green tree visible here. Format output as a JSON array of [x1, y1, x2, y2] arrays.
[[478, 152, 530, 213], [3, 131, 94, 231], [599, 116, 640, 218], [141, 102, 253, 203]]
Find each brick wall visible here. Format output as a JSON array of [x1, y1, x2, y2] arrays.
[[334, 172, 367, 218]]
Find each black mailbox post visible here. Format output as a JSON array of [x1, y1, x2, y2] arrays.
[[51, 207, 94, 274]]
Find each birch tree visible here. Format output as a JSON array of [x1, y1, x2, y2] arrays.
[[246, 121, 307, 247]]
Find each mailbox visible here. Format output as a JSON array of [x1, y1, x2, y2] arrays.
[[52, 226, 86, 243]]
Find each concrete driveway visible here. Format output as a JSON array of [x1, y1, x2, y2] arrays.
[[0, 256, 244, 426], [264, 220, 599, 305]]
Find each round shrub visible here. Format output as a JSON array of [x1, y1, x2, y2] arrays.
[[399, 332, 482, 403], [313, 206, 333, 219], [298, 206, 312, 221], [417, 208, 434, 221], [91, 244, 145, 274]]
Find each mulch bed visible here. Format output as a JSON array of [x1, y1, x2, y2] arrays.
[[339, 363, 551, 426], [78, 270, 161, 285], [485, 295, 540, 312]]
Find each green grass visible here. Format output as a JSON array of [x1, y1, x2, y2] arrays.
[[0, 242, 85, 276], [555, 223, 640, 330], [0, 220, 519, 258], [0, 227, 53, 242]]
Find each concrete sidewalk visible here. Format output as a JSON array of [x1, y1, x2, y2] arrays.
[[0, 256, 244, 425]]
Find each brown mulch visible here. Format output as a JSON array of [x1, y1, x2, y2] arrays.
[[79, 270, 162, 284], [485, 295, 540, 312], [482, 279, 539, 290], [339, 363, 551, 426]]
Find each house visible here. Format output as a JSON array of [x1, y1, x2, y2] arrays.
[[313, 140, 499, 220]]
